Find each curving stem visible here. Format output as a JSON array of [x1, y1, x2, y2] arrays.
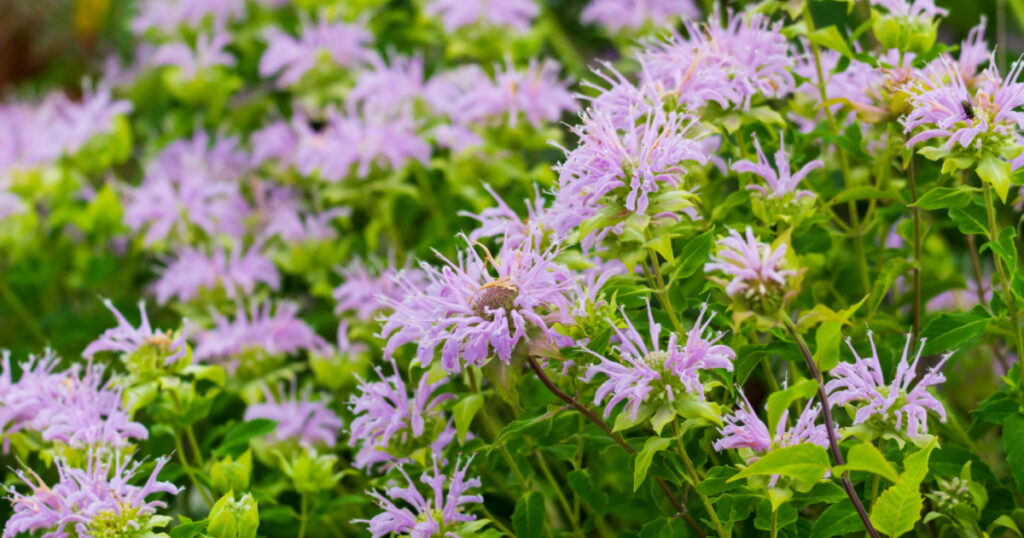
[[781, 314, 880, 538]]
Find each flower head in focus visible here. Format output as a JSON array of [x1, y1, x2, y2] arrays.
[[714, 390, 830, 471], [381, 236, 574, 373], [733, 133, 821, 202], [353, 458, 483, 537], [244, 381, 343, 448], [704, 227, 798, 315], [826, 331, 951, 439], [348, 358, 456, 471], [4, 452, 180, 538], [581, 299, 734, 421]]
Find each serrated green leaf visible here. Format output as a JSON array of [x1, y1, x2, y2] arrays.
[[919, 305, 990, 356], [948, 202, 988, 236], [808, 25, 853, 57], [912, 186, 976, 210], [1003, 413, 1024, 493], [668, 229, 714, 282]]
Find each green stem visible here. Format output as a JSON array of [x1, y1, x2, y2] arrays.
[[468, 368, 531, 489], [771, 509, 778, 538], [0, 276, 47, 345], [480, 504, 517, 537], [982, 184, 1024, 384], [298, 493, 308, 538], [803, 3, 870, 296], [908, 156, 922, 342], [760, 356, 780, 393], [647, 250, 686, 334], [172, 433, 214, 505], [672, 419, 728, 538], [534, 448, 581, 537]]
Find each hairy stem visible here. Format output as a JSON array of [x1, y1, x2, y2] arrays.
[[524, 356, 707, 538], [781, 315, 880, 538]]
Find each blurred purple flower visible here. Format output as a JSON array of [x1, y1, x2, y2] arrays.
[[334, 258, 427, 322], [193, 300, 327, 366], [492, 59, 577, 127], [733, 133, 820, 201], [4, 452, 179, 538], [132, 0, 244, 34], [582, 0, 699, 32], [425, 0, 538, 32], [152, 244, 279, 305], [354, 458, 483, 537], [152, 31, 235, 79], [349, 54, 426, 115], [348, 358, 456, 470], [244, 381, 343, 447], [581, 299, 734, 420], [260, 18, 371, 87], [870, 0, 947, 19], [380, 236, 574, 373], [826, 331, 951, 437], [0, 351, 59, 450], [84, 299, 187, 365]]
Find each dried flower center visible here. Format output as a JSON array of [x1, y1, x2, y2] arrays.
[[470, 279, 519, 318]]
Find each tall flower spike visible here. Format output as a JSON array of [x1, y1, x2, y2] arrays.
[[4, 452, 180, 538], [244, 381, 343, 448], [826, 331, 951, 438], [353, 458, 483, 537], [348, 358, 456, 471], [733, 133, 821, 201], [84, 299, 187, 366], [380, 236, 574, 373], [581, 299, 734, 420], [704, 227, 796, 312]]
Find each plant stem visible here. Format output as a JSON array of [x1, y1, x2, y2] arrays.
[[468, 367, 531, 489], [298, 493, 308, 538], [0, 276, 47, 345], [803, 3, 870, 296], [647, 251, 686, 334], [770, 509, 778, 538], [761, 356, 780, 393], [172, 433, 214, 505], [480, 504, 517, 537], [781, 314, 880, 538], [524, 356, 707, 538], [982, 184, 1024, 384], [533, 448, 582, 537], [907, 155, 922, 342], [672, 419, 728, 538]]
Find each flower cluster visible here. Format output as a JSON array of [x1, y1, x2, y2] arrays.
[[705, 227, 797, 313], [244, 381, 344, 448]]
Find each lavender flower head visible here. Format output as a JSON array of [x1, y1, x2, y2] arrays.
[[0, 351, 59, 449], [704, 227, 797, 313], [348, 359, 456, 471], [425, 0, 539, 32], [354, 458, 483, 537], [870, 0, 947, 20], [132, 0, 244, 34], [581, 300, 735, 420], [381, 236, 574, 373], [714, 390, 829, 457], [582, 0, 699, 32], [244, 381, 343, 448], [458, 183, 549, 248], [260, 17, 371, 87], [193, 300, 327, 368], [826, 331, 951, 438], [152, 244, 280, 305], [733, 133, 821, 201], [84, 299, 187, 366], [491, 59, 577, 127], [152, 31, 235, 79], [4, 452, 180, 538]]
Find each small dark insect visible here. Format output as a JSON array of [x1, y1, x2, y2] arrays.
[[961, 99, 975, 121], [307, 115, 329, 133]]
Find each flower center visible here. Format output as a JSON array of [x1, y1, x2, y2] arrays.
[[644, 350, 670, 370], [471, 279, 519, 318]]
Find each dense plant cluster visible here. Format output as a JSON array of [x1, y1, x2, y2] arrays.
[[3, 0, 1024, 536]]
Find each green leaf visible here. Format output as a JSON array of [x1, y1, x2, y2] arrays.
[[492, 413, 555, 448], [613, 405, 654, 432], [808, 25, 854, 57], [831, 186, 903, 205], [919, 305, 990, 356], [766, 379, 819, 437], [728, 443, 831, 488], [650, 404, 676, 435], [1003, 413, 1024, 493], [568, 469, 607, 515], [481, 352, 523, 412], [755, 500, 798, 531], [695, 466, 741, 497], [870, 258, 913, 315], [634, 437, 672, 491], [814, 321, 843, 371], [811, 500, 865, 538], [869, 440, 936, 537], [512, 492, 546, 537], [948, 202, 988, 236], [912, 186, 976, 210], [668, 229, 714, 282], [453, 394, 483, 445], [215, 419, 277, 457], [981, 226, 1018, 269], [977, 153, 1012, 202], [834, 442, 899, 483]]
